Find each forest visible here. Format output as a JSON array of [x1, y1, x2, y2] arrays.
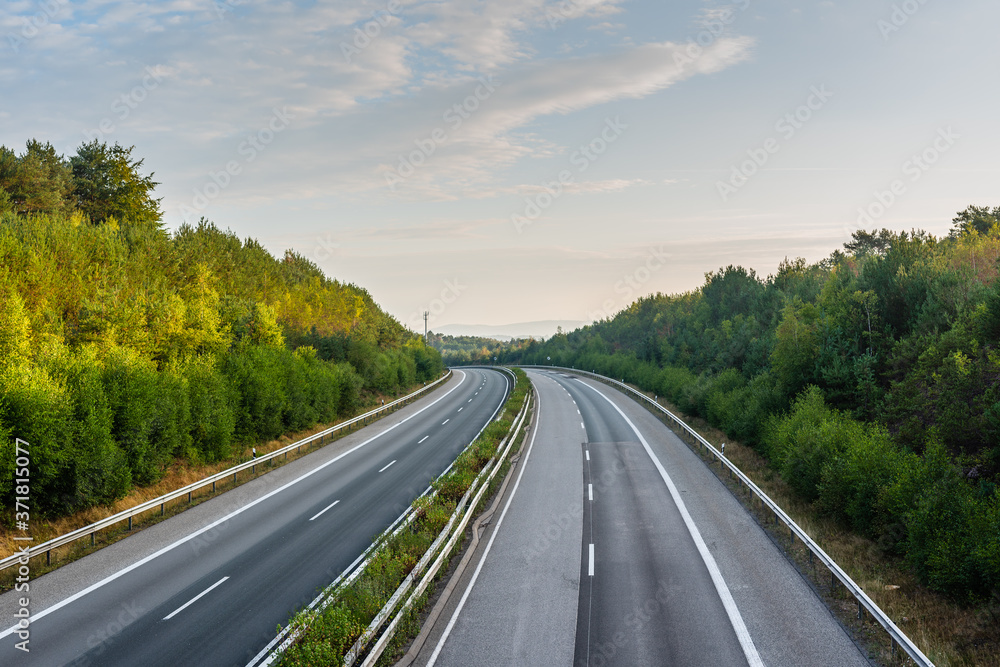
[[463, 206, 1000, 603], [0, 139, 442, 518]]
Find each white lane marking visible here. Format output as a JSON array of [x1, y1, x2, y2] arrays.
[[458, 407, 463, 412], [0, 370, 473, 641], [379, 460, 396, 473], [427, 391, 545, 666], [581, 421, 585, 429], [580, 381, 765, 667], [588, 544, 595, 576], [585, 450, 590, 461], [577, 408, 580, 415], [309, 500, 340, 521], [588, 484, 593, 501], [442, 419, 450, 425], [468, 399, 472, 403], [418, 435, 429, 443], [164, 576, 229, 620], [475, 392, 479, 395]]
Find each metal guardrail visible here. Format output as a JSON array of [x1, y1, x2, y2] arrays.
[[1, 371, 453, 573], [521, 365, 933, 667], [253, 366, 521, 667]]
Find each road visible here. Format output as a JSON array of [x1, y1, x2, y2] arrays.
[[415, 369, 871, 667], [0, 368, 509, 667]]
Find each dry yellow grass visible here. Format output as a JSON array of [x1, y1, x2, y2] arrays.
[[637, 389, 999, 666]]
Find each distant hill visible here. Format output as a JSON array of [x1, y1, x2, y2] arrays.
[[434, 320, 587, 341]]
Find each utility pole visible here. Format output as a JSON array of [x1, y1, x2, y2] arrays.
[[423, 311, 429, 342]]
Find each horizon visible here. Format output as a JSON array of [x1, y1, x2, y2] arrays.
[[3, 0, 996, 332]]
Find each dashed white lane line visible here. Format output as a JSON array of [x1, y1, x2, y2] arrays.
[[458, 407, 463, 412], [588, 484, 593, 501], [164, 577, 229, 620], [442, 419, 450, 425], [581, 421, 585, 429], [468, 399, 472, 402], [309, 499, 340, 521], [379, 460, 396, 473], [580, 381, 765, 667], [419, 435, 429, 443], [588, 544, 595, 576], [585, 450, 590, 461]]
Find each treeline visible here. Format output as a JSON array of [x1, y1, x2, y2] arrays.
[[486, 207, 1000, 602], [0, 140, 442, 518], [429, 332, 532, 366]]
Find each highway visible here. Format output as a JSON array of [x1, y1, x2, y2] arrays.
[[0, 368, 509, 667], [414, 369, 871, 667]]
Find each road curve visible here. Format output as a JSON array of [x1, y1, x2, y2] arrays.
[[0, 368, 509, 667], [413, 369, 871, 667]]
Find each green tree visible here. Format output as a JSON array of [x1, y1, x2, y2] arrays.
[[70, 141, 162, 226], [949, 205, 1000, 239]]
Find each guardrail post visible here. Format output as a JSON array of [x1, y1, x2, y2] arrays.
[[188, 491, 192, 503], [213, 481, 216, 493], [128, 516, 132, 531], [46, 550, 50, 566], [91, 532, 95, 547], [161, 502, 164, 515]]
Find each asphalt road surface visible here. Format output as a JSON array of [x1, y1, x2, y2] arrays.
[[0, 368, 509, 667], [416, 369, 871, 667]]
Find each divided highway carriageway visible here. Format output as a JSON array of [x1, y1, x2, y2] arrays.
[[0, 368, 508, 667], [410, 369, 872, 667]]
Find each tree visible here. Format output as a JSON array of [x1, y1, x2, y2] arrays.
[[949, 206, 1000, 239], [0, 141, 73, 216], [70, 141, 162, 226]]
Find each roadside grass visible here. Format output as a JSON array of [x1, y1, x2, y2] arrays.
[[0, 385, 433, 590], [633, 388, 1000, 667], [278, 370, 531, 667]]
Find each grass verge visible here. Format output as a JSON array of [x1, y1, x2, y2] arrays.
[[277, 368, 531, 667]]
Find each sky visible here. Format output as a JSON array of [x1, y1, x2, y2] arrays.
[[2, 0, 997, 336]]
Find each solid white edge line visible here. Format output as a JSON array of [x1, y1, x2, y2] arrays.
[[0, 370, 471, 640], [418, 435, 429, 443], [163, 576, 230, 620], [588, 544, 595, 576], [426, 390, 543, 667], [309, 500, 340, 522], [579, 380, 765, 667], [379, 460, 396, 473]]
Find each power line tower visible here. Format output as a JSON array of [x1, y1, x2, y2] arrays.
[[423, 311, 429, 342]]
